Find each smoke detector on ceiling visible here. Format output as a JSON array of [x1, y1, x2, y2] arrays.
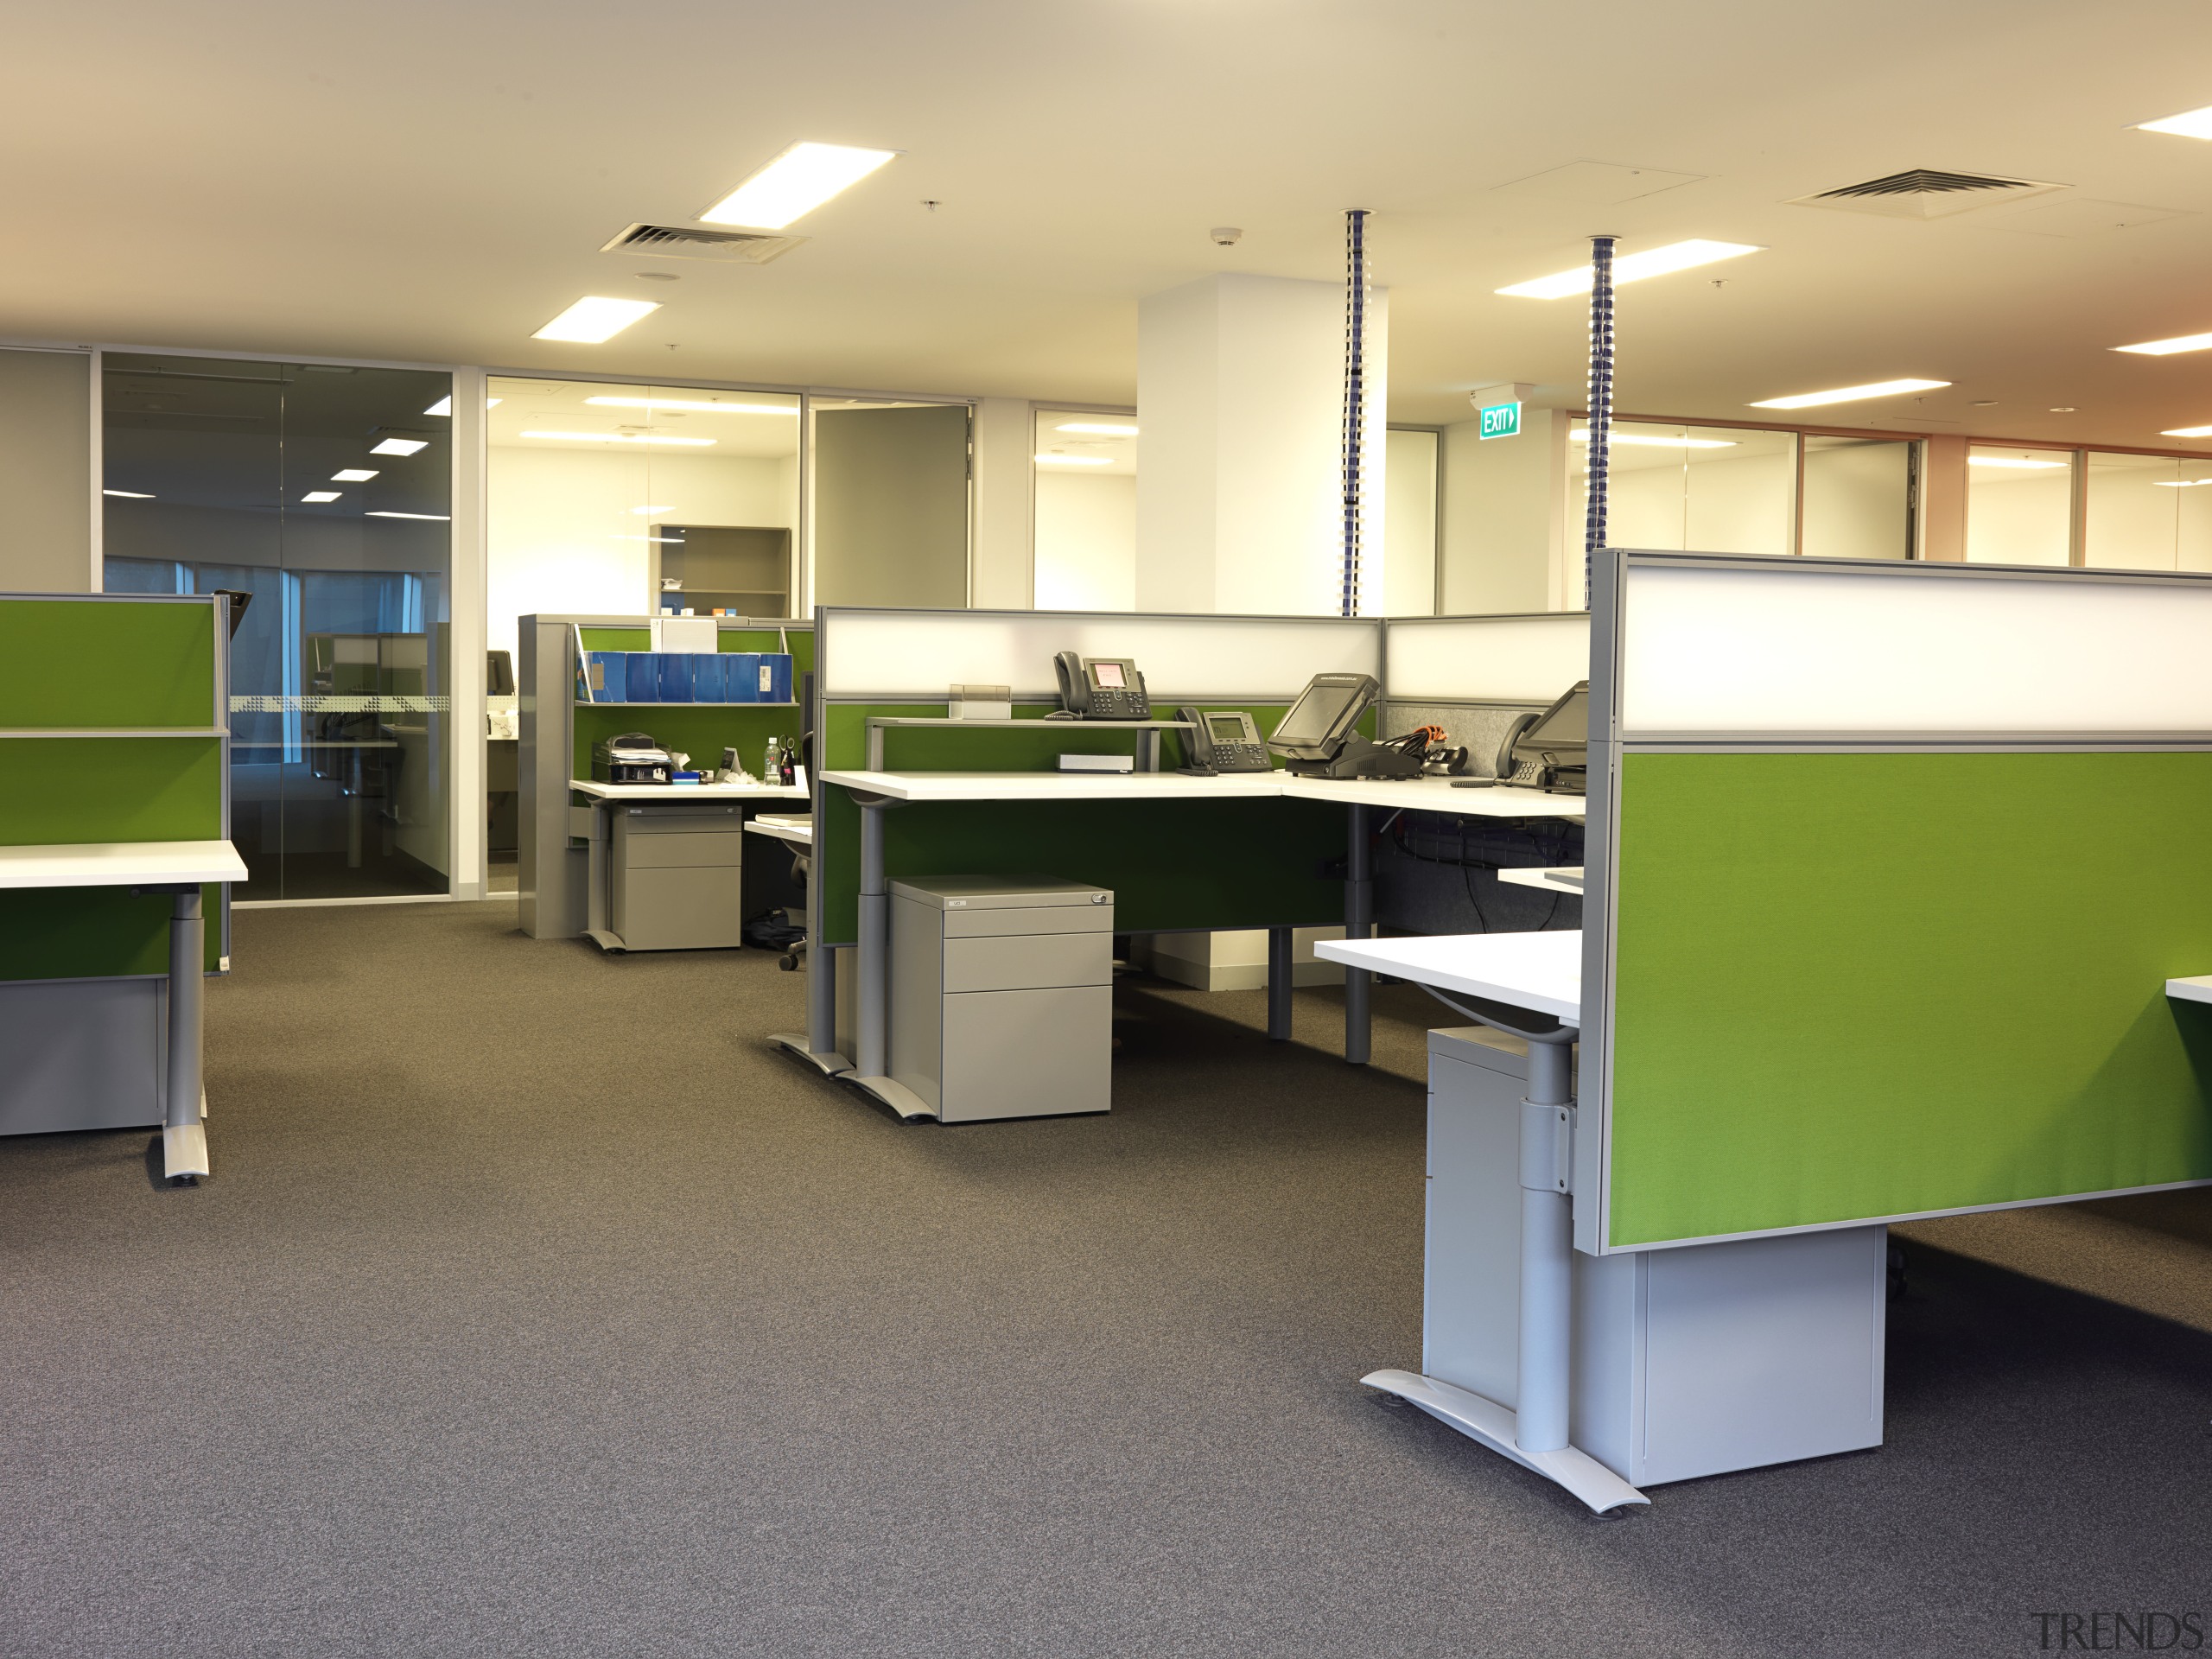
[[1789, 168, 2066, 219], [601, 223, 805, 264]]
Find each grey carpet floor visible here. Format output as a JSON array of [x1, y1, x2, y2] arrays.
[[3, 899, 2209, 1658]]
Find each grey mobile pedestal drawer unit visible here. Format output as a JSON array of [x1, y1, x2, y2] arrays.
[[1427, 1027, 1887, 1487], [609, 802, 744, 950], [889, 876, 1114, 1122]]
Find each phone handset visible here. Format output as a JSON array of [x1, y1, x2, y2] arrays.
[[1495, 711, 1541, 784], [1175, 703, 1216, 775], [1052, 651, 1088, 718]]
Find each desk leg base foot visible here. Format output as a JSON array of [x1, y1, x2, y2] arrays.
[[773, 1034, 853, 1077], [844, 1074, 937, 1122], [1361, 1368, 1649, 1515], [162, 1120, 211, 1184], [585, 928, 626, 954]]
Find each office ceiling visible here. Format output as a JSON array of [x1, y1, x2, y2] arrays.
[[9, 1, 2212, 449]]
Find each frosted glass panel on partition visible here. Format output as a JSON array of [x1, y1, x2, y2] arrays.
[[818, 609, 1380, 700], [1966, 446, 2073, 566], [1384, 613, 1588, 702], [1572, 423, 1794, 557], [1800, 437, 1910, 560], [1619, 561, 2212, 734]]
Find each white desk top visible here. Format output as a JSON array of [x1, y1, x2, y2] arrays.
[[1279, 776, 1586, 818], [2165, 975, 2212, 1006], [572, 780, 810, 802], [745, 815, 814, 848], [0, 839, 249, 890], [1315, 931, 1582, 1025], [818, 769, 1585, 817], [1498, 866, 1586, 893], [818, 769, 1284, 803]]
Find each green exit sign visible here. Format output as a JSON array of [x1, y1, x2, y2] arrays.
[[1478, 401, 1522, 441]]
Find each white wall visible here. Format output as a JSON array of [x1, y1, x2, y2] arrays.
[[1965, 471, 2071, 566], [1440, 408, 1563, 613], [1384, 429, 1438, 615], [486, 447, 793, 660], [1034, 472, 1136, 610]]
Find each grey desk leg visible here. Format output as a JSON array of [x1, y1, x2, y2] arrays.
[[584, 800, 621, 950], [1516, 1036, 1575, 1455], [1267, 925, 1294, 1040], [773, 830, 852, 1075], [856, 803, 887, 1077], [1358, 1027, 1646, 1515], [1344, 803, 1373, 1065], [845, 798, 930, 1118], [163, 891, 211, 1182]]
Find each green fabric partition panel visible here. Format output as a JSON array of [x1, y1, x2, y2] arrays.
[[0, 596, 226, 980], [0, 599, 213, 728], [1606, 750, 2212, 1248], [815, 702, 1358, 944], [578, 626, 650, 652]]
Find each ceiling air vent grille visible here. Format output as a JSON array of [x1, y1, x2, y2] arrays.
[[1790, 168, 2065, 219], [601, 223, 805, 264]]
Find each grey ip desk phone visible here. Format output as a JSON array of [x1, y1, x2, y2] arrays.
[[1176, 705, 1271, 773]]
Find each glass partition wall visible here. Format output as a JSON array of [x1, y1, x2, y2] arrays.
[[102, 354, 454, 901], [485, 378, 802, 666]]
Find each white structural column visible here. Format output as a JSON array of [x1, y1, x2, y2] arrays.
[[1135, 273, 1388, 616], [1131, 270, 1386, 1009], [970, 396, 1036, 608]]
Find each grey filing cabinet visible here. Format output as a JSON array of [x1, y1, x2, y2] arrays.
[[889, 876, 1114, 1122], [1427, 1027, 1887, 1487], [609, 802, 744, 950]]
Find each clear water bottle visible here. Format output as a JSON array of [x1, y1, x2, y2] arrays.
[[764, 736, 780, 783]]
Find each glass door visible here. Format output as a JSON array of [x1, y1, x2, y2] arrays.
[[101, 354, 454, 900]]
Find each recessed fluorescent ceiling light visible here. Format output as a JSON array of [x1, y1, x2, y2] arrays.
[[102, 488, 153, 498], [422, 396, 501, 416], [698, 142, 899, 230], [1035, 454, 1113, 466], [302, 491, 342, 503], [532, 296, 661, 344], [366, 512, 453, 521], [631, 505, 674, 514], [2136, 105, 2212, 139], [1968, 455, 2067, 469], [1497, 238, 1762, 299], [1054, 422, 1139, 436], [1570, 430, 1736, 448], [331, 469, 378, 482], [2113, 331, 2212, 356], [1749, 378, 1950, 410], [520, 429, 715, 447], [582, 396, 795, 415], [2152, 479, 2212, 487], [2163, 424, 2212, 437], [371, 437, 429, 456]]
